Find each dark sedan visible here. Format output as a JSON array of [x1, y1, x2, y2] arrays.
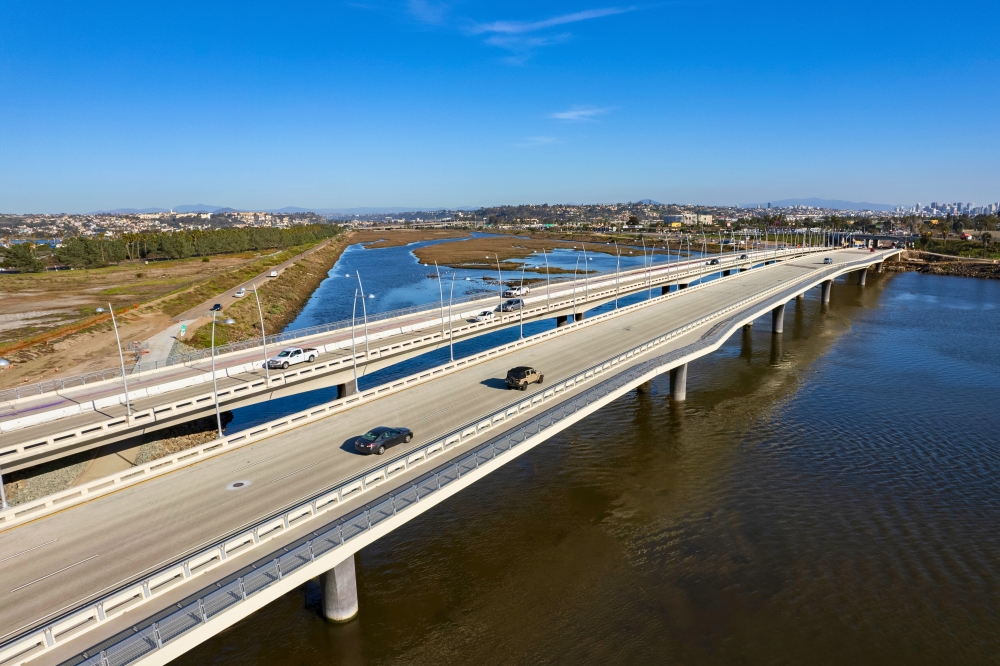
[[354, 426, 413, 455]]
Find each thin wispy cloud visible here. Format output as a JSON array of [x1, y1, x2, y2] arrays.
[[515, 136, 561, 147], [469, 7, 634, 35], [408, 0, 449, 24], [550, 106, 610, 121]]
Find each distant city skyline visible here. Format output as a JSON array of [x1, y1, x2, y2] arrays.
[[1, 1, 998, 213]]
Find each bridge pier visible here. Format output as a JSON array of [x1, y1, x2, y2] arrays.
[[679, 283, 688, 290], [556, 315, 569, 328], [796, 293, 804, 301], [821, 279, 832, 304], [322, 555, 359, 622], [636, 379, 652, 394], [771, 303, 785, 334], [722, 269, 730, 277], [574, 312, 584, 322], [857, 268, 867, 286], [337, 379, 358, 399], [662, 285, 670, 296], [875, 262, 883, 273], [669, 363, 687, 401]]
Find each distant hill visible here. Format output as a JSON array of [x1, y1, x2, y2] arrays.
[[637, 199, 662, 205], [90, 207, 169, 214], [742, 198, 897, 212], [173, 204, 228, 213]]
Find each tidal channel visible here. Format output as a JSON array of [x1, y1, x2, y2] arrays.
[[179, 241, 1000, 665]]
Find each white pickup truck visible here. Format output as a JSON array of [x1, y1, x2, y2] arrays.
[[266, 346, 320, 369], [503, 285, 530, 298]]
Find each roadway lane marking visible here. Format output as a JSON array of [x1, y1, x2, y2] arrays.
[[0, 539, 58, 564], [417, 406, 451, 422], [270, 462, 320, 483], [232, 454, 280, 472], [11, 554, 99, 592]]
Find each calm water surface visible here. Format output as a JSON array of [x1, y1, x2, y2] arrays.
[[186, 270, 1000, 665]]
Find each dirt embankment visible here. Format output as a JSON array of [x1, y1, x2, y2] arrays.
[[883, 256, 1000, 279], [413, 236, 611, 273], [352, 228, 470, 248]]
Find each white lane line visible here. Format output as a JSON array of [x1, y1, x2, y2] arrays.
[[417, 406, 451, 422], [232, 454, 280, 473], [0, 539, 59, 564], [270, 462, 320, 483], [11, 554, 99, 592]]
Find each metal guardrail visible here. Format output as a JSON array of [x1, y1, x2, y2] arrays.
[[0, 247, 886, 666], [43, 250, 894, 666], [0, 247, 820, 405]]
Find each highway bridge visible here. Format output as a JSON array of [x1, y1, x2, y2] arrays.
[[0, 246, 901, 666], [3, 246, 805, 472]]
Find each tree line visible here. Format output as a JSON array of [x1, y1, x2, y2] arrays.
[[1, 224, 341, 272]]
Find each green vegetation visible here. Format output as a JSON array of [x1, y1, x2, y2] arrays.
[[55, 224, 341, 269], [1, 242, 46, 272]]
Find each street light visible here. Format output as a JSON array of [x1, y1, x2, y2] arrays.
[[351, 289, 359, 388], [518, 264, 526, 339], [488, 254, 503, 313], [613, 240, 621, 309], [108, 303, 131, 418], [355, 272, 370, 357], [251, 283, 270, 382], [542, 249, 551, 312], [448, 271, 456, 362], [0, 359, 10, 370], [435, 261, 446, 343], [207, 312, 235, 439]]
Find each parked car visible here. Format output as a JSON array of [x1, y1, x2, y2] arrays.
[[354, 426, 413, 455], [498, 298, 524, 312], [269, 270, 279, 277], [234, 288, 246, 298], [475, 310, 495, 323], [506, 366, 544, 390], [503, 285, 530, 298], [709, 258, 720, 265], [210, 303, 222, 312], [266, 346, 320, 369], [823, 257, 833, 264]]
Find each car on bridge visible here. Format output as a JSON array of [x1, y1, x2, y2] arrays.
[[823, 257, 833, 264], [739, 254, 748, 260], [354, 426, 413, 455], [266, 346, 320, 369], [708, 258, 720, 265], [506, 366, 543, 390], [475, 310, 495, 323], [503, 285, 530, 298], [498, 298, 524, 312]]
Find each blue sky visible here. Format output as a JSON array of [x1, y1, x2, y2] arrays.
[[1, 1, 997, 213]]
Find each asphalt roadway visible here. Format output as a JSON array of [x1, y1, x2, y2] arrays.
[[0, 249, 863, 644]]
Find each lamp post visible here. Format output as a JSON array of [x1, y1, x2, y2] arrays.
[[108, 304, 131, 418], [613, 240, 621, 309], [582, 243, 590, 302], [518, 264, 526, 339], [572, 255, 579, 318], [542, 249, 551, 312], [435, 261, 446, 343], [251, 283, 270, 382], [355, 272, 370, 357], [448, 271, 456, 362], [351, 289, 359, 388], [489, 254, 503, 314], [642, 237, 651, 300]]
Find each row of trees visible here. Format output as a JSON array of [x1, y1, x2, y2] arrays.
[[54, 224, 341, 269]]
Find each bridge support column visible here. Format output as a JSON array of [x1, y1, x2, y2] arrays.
[[722, 269, 730, 277], [796, 293, 804, 301], [857, 269, 867, 286], [337, 379, 358, 399], [556, 315, 569, 328], [669, 364, 687, 402], [322, 555, 359, 622], [821, 279, 832, 304], [636, 379, 652, 394], [679, 283, 688, 290], [771, 303, 785, 334], [875, 262, 883, 273], [574, 312, 584, 322], [662, 285, 670, 296], [743, 322, 753, 329]]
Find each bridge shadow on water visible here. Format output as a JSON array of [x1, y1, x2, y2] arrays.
[[175, 270, 1000, 666]]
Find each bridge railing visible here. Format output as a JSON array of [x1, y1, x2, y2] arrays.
[[0, 247, 885, 666], [0, 246, 823, 406], [41, 250, 891, 666]]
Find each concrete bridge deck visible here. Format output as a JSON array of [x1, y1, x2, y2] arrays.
[[0, 248, 900, 666], [0, 249, 804, 471]]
